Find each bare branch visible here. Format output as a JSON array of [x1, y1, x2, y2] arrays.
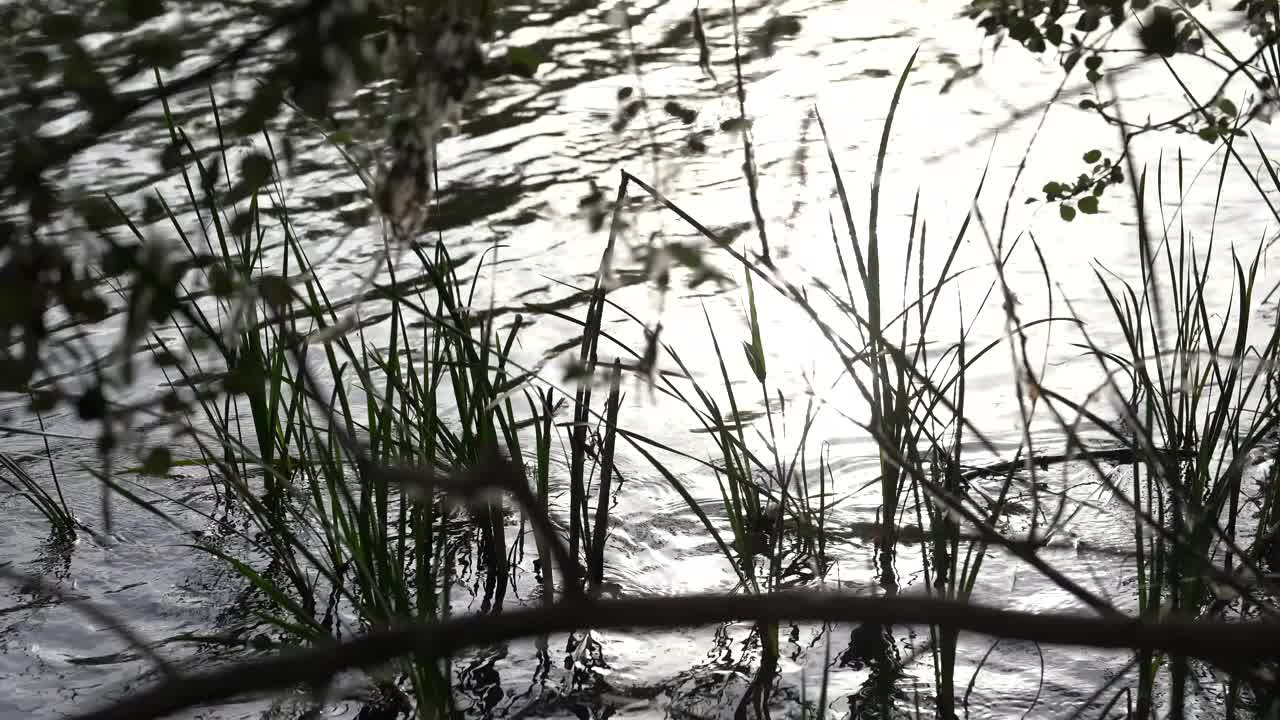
[[73, 590, 1280, 720]]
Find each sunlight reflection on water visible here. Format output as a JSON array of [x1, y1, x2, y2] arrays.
[[2, 0, 1275, 717]]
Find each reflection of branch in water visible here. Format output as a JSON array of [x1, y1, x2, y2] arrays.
[[0, 563, 181, 681]]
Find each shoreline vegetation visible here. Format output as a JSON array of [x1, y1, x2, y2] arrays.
[[6, 1, 1280, 718]]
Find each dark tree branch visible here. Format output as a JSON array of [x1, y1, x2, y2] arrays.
[[72, 590, 1280, 720]]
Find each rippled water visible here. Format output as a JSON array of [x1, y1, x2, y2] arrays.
[[3, 0, 1278, 718]]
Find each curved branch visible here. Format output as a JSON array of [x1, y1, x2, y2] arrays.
[[73, 590, 1280, 720]]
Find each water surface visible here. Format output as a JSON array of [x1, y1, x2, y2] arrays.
[[1, 1, 1275, 718]]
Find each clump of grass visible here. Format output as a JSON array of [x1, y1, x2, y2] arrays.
[[1034, 148, 1280, 716], [0, 439, 78, 538], [57, 90, 544, 713], [606, 38, 1280, 715]]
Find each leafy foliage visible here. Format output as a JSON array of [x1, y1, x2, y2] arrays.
[[964, 0, 1201, 58], [967, 1, 1280, 222], [1037, 148, 1123, 220], [0, 1, 514, 448]]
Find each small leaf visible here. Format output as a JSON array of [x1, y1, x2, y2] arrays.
[[159, 141, 185, 171], [224, 355, 265, 396], [1063, 50, 1082, 73], [29, 391, 58, 413], [39, 13, 83, 41], [1045, 23, 1063, 46], [257, 274, 291, 306], [234, 80, 284, 136], [229, 210, 256, 237], [77, 385, 106, 420], [162, 392, 185, 413], [18, 50, 50, 77], [0, 358, 35, 393], [692, 8, 717, 81], [77, 195, 124, 231], [1060, 204, 1076, 222], [1083, 149, 1102, 163], [506, 45, 543, 78], [130, 33, 182, 69], [208, 266, 237, 297], [101, 245, 139, 277], [140, 447, 172, 477], [62, 47, 117, 120], [1139, 8, 1180, 57], [240, 153, 272, 189], [1075, 11, 1100, 32], [1218, 98, 1238, 117], [1077, 196, 1099, 214], [124, 0, 166, 22], [743, 341, 766, 384], [142, 194, 168, 224], [665, 243, 704, 268], [663, 100, 698, 124], [743, 272, 766, 383], [153, 348, 180, 367]]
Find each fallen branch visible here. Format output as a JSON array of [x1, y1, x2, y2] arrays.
[[75, 590, 1278, 720], [957, 444, 1195, 482]]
